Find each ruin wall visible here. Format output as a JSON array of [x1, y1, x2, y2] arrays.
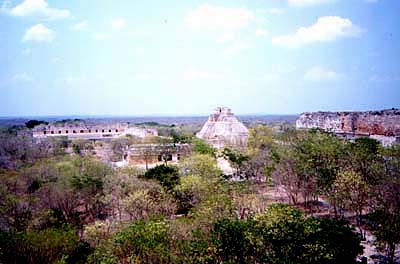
[[296, 109, 400, 137]]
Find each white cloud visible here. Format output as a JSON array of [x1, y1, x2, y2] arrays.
[[288, 0, 336, 7], [267, 8, 284, 14], [216, 32, 235, 44], [272, 16, 362, 48], [184, 4, 254, 31], [260, 73, 281, 82], [256, 8, 284, 15], [128, 29, 154, 38], [94, 33, 108, 41], [255, 28, 268, 37], [134, 47, 145, 55], [304, 66, 344, 81], [131, 73, 152, 81], [22, 23, 55, 43], [10, 0, 70, 20], [111, 18, 126, 30], [223, 41, 249, 57], [71, 20, 88, 31], [13, 72, 32, 82], [1, 0, 11, 11]]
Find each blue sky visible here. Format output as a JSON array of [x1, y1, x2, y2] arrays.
[[0, 0, 399, 116]]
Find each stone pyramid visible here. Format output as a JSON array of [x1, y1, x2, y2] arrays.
[[197, 107, 249, 149]]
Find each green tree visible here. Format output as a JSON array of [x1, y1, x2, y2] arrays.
[[192, 138, 216, 157], [71, 139, 92, 156], [178, 153, 222, 179], [244, 125, 276, 183], [347, 137, 383, 186], [211, 219, 255, 264], [272, 130, 348, 208], [143, 164, 180, 190], [209, 204, 363, 264], [174, 174, 209, 214], [25, 119, 48, 129], [222, 147, 249, 178], [247, 125, 275, 151], [368, 209, 400, 264], [0, 226, 87, 264], [331, 170, 370, 238], [88, 220, 171, 264], [368, 145, 400, 263], [122, 188, 176, 221], [254, 204, 363, 264]]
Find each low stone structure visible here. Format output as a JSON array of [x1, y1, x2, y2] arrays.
[[125, 143, 191, 167], [296, 109, 400, 146], [197, 107, 249, 150], [32, 122, 157, 140]]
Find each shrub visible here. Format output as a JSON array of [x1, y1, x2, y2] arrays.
[[143, 164, 180, 190]]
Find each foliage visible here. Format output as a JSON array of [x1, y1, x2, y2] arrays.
[[174, 174, 209, 214], [368, 209, 400, 264], [2, 120, 400, 264], [247, 124, 275, 151], [122, 188, 176, 221], [50, 136, 69, 156], [211, 219, 255, 263], [88, 219, 171, 264], [143, 135, 174, 144], [347, 137, 383, 186], [231, 183, 266, 219], [171, 132, 193, 144], [72, 139, 92, 156], [367, 145, 400, 263], [331, 170, 370, 237], [192, 138, 216, 157], [0, 128, 53, 169], [178, 153, 222, 179], [0, 226, 88, 264], [210, 204, 363, 264], [110, 136, 131, 161], [143, 164, 180, 190], [25, 119, 48, 129], [222, 147, 249, 178]]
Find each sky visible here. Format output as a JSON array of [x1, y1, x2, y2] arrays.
[[0, 0, 399, 116]]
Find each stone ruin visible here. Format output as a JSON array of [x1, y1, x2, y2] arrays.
[[197, 107, 249, 150], [296, 109, 400, 146], [32, 121, 158, 140], [125, 143, 191, 167]]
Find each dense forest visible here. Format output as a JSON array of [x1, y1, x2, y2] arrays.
[[0, 123, 399, 264]]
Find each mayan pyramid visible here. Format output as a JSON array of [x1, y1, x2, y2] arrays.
[[197, 107, 249, 149]]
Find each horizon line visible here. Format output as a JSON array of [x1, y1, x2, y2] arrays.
[[0, 112, 301, 119]]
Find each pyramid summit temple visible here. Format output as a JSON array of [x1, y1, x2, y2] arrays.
[[197, 107, 249, 150]]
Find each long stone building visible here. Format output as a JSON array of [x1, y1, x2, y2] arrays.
[[197, 107, 249, 150], [32, 122, 157, 140], [296, 109, 400, 146]]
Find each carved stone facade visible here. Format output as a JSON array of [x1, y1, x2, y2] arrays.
[[197, 107, 249, 149], [125, 143, 191, 166], [296, 109, 400, 146], [32, 122, 157, 140]]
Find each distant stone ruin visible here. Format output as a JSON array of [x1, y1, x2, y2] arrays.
[[197, 107, 249, 149], [126, 143, 191, 167], [296, 109, 400, 146], [32, 121, 157, 140]]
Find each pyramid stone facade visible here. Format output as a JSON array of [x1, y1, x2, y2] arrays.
[[197, 107, 249, 150], [296, 109, 400, 146]]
